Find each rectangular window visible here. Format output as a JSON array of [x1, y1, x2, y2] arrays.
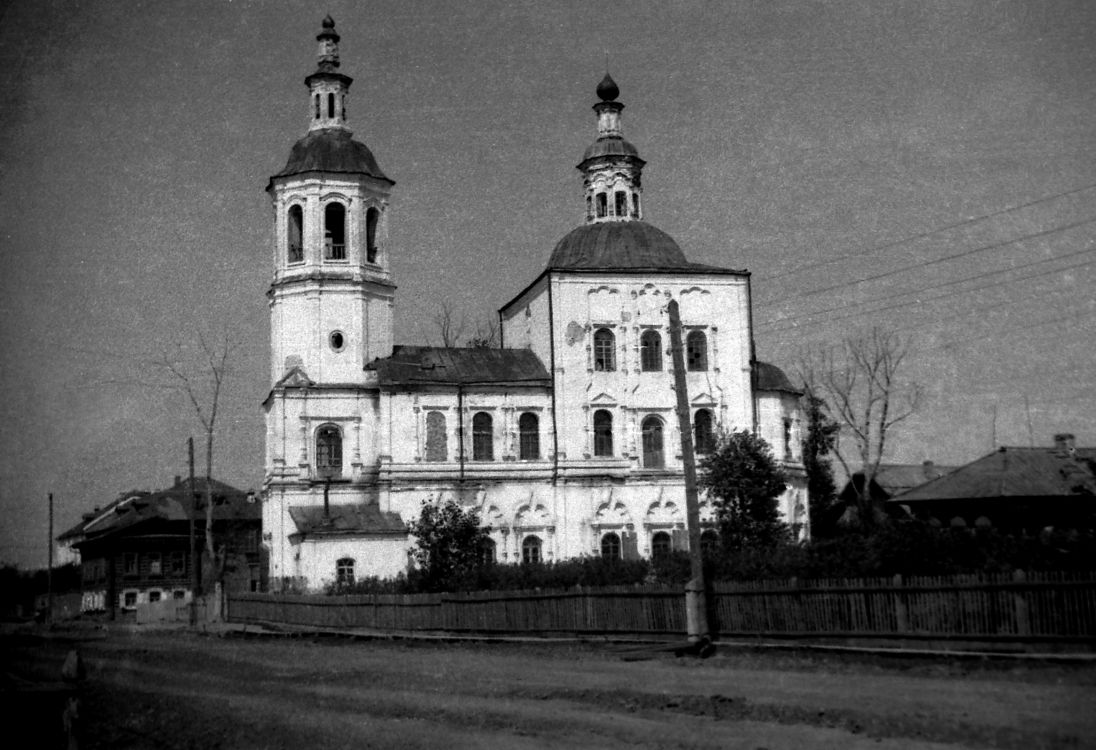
[[148, 552, 162, 577], [595, 193, 607, 218], [614, 191, 627, 216], [148, 590, 162, 603], [123, 591, 137, 609], [169, 551, 185, 575], [123, 552, 138, 577], [173, 590, 187, 600]]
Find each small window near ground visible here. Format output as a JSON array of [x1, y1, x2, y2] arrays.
[[600, 532, 621, 560], [148, 590, 162, 603], [123, 591, 137, 608], [173, 590, 186, 600], [522, 535, 542, 564]]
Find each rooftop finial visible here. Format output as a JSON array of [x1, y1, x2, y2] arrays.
[[596, 72, 619, 102]]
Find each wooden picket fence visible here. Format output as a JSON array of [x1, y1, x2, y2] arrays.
[[226, 570, 1096, 644]]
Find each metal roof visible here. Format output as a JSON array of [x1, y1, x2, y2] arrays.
[[367, 345, 551, 388], [289, 503, 407, 539], [547, 221, 735, 271], [892, 447, 1096, 502], [269, 128, 392, 187], [755, 361, 801, 394]]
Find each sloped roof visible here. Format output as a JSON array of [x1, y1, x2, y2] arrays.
[[289, 504, 407, 539], [367, 345, 550, 387], [581, 136, 642, 163], [755, 361, 800, 394], [270, 128, 392, 187], [892, 447, 1096, 502], [65, 478, 258, 547]]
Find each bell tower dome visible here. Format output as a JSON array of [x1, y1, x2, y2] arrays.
[[579, 73, 646, 224], [265, 17, 396, 388]]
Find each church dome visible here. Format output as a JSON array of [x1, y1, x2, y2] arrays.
[[581, 136, 641, 163], [548, 220, 692, 270], [272, 128, 392, 184]]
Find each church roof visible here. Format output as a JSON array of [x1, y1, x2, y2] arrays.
[[289, 504, 407, 540], [755, 361, 801, 394], [368, 345, 550, 387], [270, 128, 392, 187], [548, 221, 731, 272], [581, 136, 642, 163]]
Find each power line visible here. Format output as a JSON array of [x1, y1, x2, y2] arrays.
[[756, 215, 1096, 306], [755, 181, 1096, 284]]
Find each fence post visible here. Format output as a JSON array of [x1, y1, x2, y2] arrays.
[[1013, 569, 1031, 636], [893, 574, 908, 634]]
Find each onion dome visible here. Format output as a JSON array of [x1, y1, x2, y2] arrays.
[[548, 221, 692, 270], [596, 73, 620, 101]]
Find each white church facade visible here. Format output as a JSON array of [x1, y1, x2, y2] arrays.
[[262, 19, 806, 591]]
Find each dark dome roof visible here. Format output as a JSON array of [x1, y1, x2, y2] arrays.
[[596, 73, 620, 101], [581, 136, 642, 163], [271, 128, 392, 185], [548, 221, 693, 270], [755, 361, 801, 394]]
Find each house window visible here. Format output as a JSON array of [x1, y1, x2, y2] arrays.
[[614, 191, 627, 216], [173, 590, 186, 600], [593, 410, 613, 457], [519, 412, 539, 460], [169, 551, 185, 576], [287, 205, 304, 263], [123, 591, 137, 608], [336, 557, 355, 586], [632, 192, 640, 218], [123, 552, 138, 577], [323, 203, 346, 260], [686, 331, 708, 371], [700, 529, 719, 557], [641, 416, 664, 468], [593, 328, 615, 371], [694, 409, 715, 454], [148, 590, 162, 603], [472, 412, 493, 461], [425, 411, 447, 462], [147, 552, 162, 577], [640, 330, 662, 371], [595, 192, 607, 218], [600, 532, 621, 560], [522, 535, 542, 564], [481, 538, 497, 566], [366, 207, 379, 263], [316, 424, 343, 475], [652, 531, 672, 558]]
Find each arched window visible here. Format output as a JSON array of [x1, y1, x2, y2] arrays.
[[593, 328, 615, 371], [341, 94, 346, 120], [783, 419, 793, 459], [614, 191, 627, 216], [651, 531, 672, 558], [314, 93, 320, 119], [522, 535, 542, 564], [316, 424, 342, 475], [596, 192, 607, 218], [632, 193, 640, 218], [686, 331, 708, 371], [694, 409, 715, 454], [641, 416, 664, 468], [481, 538, 497, 566], [640, 330, 662, 371], [287, 205, 303, 263], [327, 92, 335, 119], [519, 412, 539, 460], [324, 203, 346, 260], [336, 557, 355, 586], [472, 412, 493, 461], [425, 411, 447, 462], [593, 410, 613, 457], [700, 529, 719, 557], [365, 207, 379, 263], [600, 532, 621, 560], [586, 195, 593, 221]]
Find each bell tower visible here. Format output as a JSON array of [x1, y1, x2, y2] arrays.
[[266, 16, 396, 388], [579, 73, 646, 224]]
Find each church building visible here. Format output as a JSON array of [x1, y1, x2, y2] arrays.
[[262, 18, 806, 590]]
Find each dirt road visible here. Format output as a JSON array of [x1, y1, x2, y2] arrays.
[[5, 629, 1095, 749]]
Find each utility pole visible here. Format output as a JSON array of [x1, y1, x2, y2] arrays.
[[188, 437, 200, 621], [47, 492, 54, 625], [667, 299, 709, 647]]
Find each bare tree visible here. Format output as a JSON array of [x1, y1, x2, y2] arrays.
[[160, 331, 231, 590], [466, 317, 499, 349], [799, 327, 922, 528], [432, 301, 466, 348]]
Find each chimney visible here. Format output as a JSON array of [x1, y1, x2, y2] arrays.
[[1053, 433, 1076, 454]]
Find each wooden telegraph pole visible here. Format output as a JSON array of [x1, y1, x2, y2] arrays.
[[47, 492, 54, 625], [666, 299, 709, 647], [188, 437, 199, 625]]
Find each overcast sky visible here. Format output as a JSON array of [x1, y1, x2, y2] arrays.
[[2, 0, 1094, 568]]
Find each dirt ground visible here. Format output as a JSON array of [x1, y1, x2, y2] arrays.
[[3, 628, 1095, 750]]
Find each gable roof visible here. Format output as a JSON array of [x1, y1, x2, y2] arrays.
[[367, 345, 550, 388], [288, 503, 407, 540], [892, 447, 1096, 503]]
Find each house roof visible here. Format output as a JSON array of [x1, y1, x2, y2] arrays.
[[891, 447, 1096, 503], [838, 462, 960, 503], [289, 503, 407, 539], [64, 478, 259, 547], [367, 345, 550, 387], [755, 361, 800, 394]]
